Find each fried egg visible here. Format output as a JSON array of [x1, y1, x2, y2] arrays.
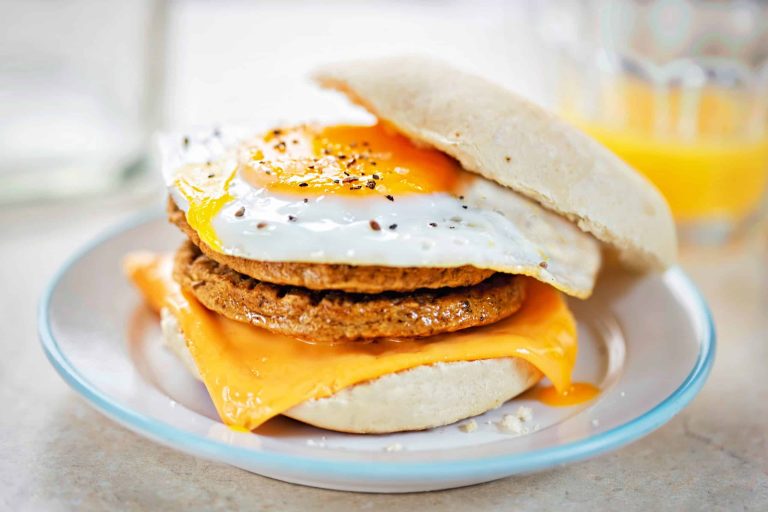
[[160, 123, 601, 297]]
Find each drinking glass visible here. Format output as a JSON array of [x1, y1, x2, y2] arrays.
[[0, 0, 167, 203], [533, 0, 768, 244]]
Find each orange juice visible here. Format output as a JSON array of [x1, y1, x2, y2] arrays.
[[564, 80, 768, 222]]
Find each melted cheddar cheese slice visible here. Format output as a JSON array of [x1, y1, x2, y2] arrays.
[[125, 252, 578, 431]]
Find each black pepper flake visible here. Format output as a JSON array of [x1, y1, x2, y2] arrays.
[[288, 215, 297, 222], [213, 127, 221, 137], [292, 139, 299, 144], [370, 161, 377, 166], [234, 207, 245, 217], [388, 223, 397, 230], [303, 198, 308, 203], [462, 205, 468, 209], [338, 154, 347, 159], [347, 158, 357, 167], [350, 185, 363, 190], [308, 165, 315, 170], [207, 173, 215, 179], [182, 136, 189, 146], [265, 170, 272, 175], [369, 220, 381, 231], [333, 179, 340, 184], [366, 180, 376, 189], [299, 182, 309, 187], [385, 194, 394, 202], [362, 141, 370, 146], [257, 222, 268, 229], [372, 174, 381, 180], [505, 156, 511, 162], [272, 129, 283, 136], [429, 222, 437, 227], [539, 261, 548, 269], [459, 195, 464, 200], [449, 226, 455, 230], [342, 177, 358, 184]]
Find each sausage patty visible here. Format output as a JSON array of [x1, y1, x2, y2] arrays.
[[173, 239, 527, 342]]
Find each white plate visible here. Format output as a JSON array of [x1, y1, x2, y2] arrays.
[[39, 213, 715, 493]]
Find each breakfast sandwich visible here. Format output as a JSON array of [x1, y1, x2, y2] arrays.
[[125, 56, 676, 434]]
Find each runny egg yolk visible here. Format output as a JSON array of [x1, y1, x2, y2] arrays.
[[240, 123, 463, 196], [174, 158, 238, 253]]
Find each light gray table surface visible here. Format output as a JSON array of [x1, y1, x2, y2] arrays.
[[1, 192, 766, 511]]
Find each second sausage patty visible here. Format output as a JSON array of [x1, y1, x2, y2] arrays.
[[173, 239, 527, 342]]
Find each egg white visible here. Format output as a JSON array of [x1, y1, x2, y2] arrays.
[[162, 127, 601, 298]]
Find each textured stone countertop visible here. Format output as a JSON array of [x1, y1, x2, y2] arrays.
[[1, 195, 766, 511]]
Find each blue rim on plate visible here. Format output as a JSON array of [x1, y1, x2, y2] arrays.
[[38, 211, 716, 482]]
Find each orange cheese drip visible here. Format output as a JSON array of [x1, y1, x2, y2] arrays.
[[526, 382, 600, 407], [240, 123, 463, 197], [125, 252, 578, 431]]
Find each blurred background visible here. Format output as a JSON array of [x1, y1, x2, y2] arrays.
[[3, 0, 768, 239], [1, 0, 766, 318]]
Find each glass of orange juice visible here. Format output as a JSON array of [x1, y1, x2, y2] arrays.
[[533, 0, 768, 244]]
